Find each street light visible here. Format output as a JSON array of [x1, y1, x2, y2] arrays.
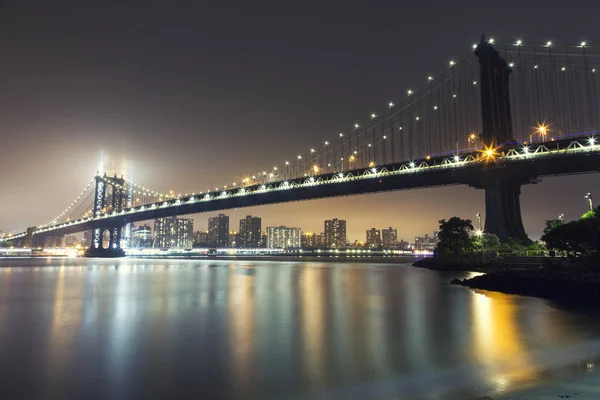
[[476, 212, 482, 232], [585, 193, 593, 212]]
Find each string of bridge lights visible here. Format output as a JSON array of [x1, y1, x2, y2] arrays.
[[90, 36, 597, 203], [40, 178, 96, 228], [216, 36, 597, 192], [41, 36, 597, 225]]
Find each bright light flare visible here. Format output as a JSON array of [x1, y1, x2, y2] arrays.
[[480, 145, 499, 161], [535, 122, 551, 138]]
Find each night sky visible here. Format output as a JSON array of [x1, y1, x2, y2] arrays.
[[1, 0, 599, 241]]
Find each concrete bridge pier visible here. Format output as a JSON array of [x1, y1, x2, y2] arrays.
[[481, 171, 529, 241]]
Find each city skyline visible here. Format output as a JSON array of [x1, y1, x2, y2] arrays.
[[0, 2, 598, 241], [129, 215, 437, 246]]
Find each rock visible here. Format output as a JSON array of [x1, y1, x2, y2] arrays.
[[450, 278, 464, 285]]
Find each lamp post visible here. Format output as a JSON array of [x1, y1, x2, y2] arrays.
[[476, 212, 482, 232], [585, 193, 593, 212]]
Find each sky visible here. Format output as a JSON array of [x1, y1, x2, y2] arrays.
[[0, 0, 599, 241]]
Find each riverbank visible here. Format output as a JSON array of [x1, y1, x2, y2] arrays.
[[412, 256, 520, 273], [453, 265, 600, 305], [493, 369, 600, 400], [125, 255, 422, 264], [414, 256, 600, 306]]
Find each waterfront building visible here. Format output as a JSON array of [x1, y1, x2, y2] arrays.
[[266, 226, 301, 249], [366, 228, 382, 248], [301, 231, 325, 248], [131, 224, 153, 248], [228, 231, 240, 248], [193, 230, 209, 247], [382, 227, 398, 248], [324, 218, 346, 248], [65, 234, 80, 247], [414, 233, 438, 251], [260, 231, 268, 248], [154, 217, 194, 248], [208, 213, 229, 247], [239, 215, 261, 248]]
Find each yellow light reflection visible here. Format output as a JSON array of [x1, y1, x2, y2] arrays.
[[228, 267, 255, 396], [301, 267, 326, 389], [472, 291, 537, 392]]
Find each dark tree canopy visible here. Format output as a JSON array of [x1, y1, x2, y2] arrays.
[[542, 207, 600, 258], [435, 217, 475, 257], [543, 219, 563, 236]]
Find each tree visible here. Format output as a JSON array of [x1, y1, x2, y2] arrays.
[[542, 209, 600, 258], [543, 219, 563, 235], [435, 217, 475, 257], [481, 233, 500, 250]]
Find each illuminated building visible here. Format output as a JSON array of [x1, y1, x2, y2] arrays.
[[266, 226, 301, 249], [229, 231, 240, 248], [208, 213, 229, 247], [65, 234, 79, 247], [414, 233, 438, 251], [324, 218, 346, 248], [83, 230, 92, 247], [131, 224, 152, 248], [43, 236, 64, 248], [239, 215, 261, 248], [260, 232, 267, 248], [366, 228, 381, 248], [382, 227, 398, 248], [193, 231, 209, 247], [154, 217, 194, 248], [301, 232, 324, 248]]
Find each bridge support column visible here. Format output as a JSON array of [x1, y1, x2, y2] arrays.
[[479, 172, 528, 241], [84, 174, 126, 258]]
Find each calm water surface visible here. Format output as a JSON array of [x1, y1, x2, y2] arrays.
[[1, 258, 600, 400]]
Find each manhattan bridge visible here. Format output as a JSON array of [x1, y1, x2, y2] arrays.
[[3, 35, 600, 257]]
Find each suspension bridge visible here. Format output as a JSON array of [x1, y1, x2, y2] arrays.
[[2, 35, 600, 256]]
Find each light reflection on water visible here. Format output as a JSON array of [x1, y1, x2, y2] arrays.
[[0, 258, 599, 400]]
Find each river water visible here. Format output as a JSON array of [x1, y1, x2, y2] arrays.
[[0, 258, 599, 400]]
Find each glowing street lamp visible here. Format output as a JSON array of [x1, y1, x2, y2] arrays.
[[585, 193, 593, 212], [535, 122, 550, 141]]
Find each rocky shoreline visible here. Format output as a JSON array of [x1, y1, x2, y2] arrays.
[[414, 258, 600, 306], [452, 266, 600, 305]]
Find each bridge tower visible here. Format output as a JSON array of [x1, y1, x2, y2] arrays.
[[473, 35, 527, 241], [84, 173, 126, 257]]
